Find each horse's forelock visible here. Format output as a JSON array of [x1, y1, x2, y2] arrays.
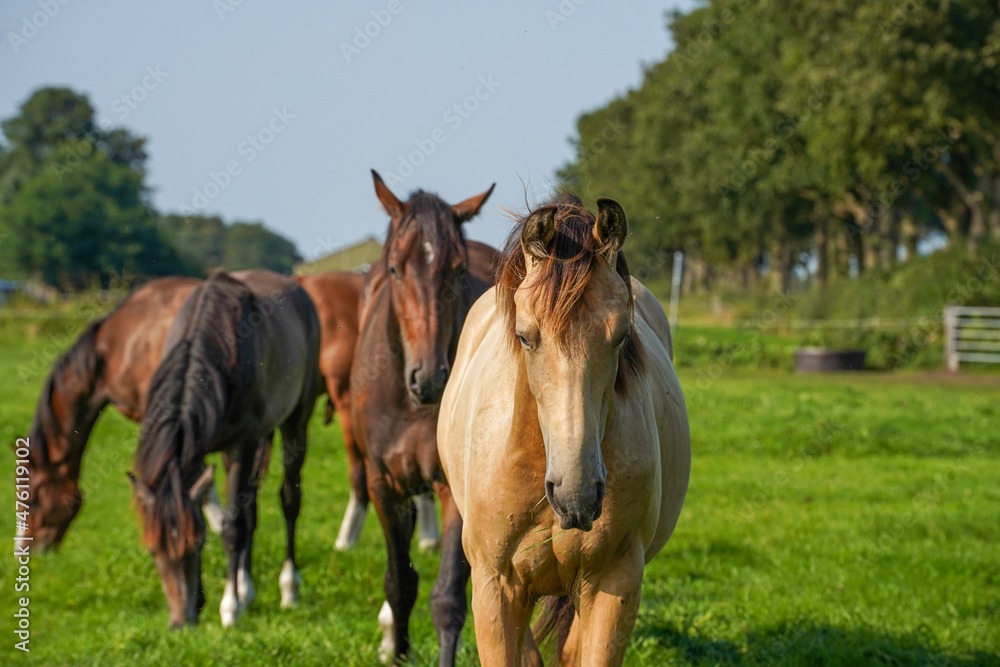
[[138, 461, 198, 560], [497, 197, 644, 395], [387, 191, 467, 268]]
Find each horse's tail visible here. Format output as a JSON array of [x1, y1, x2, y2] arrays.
[[27, 317, 106, 465], [532, 595, 575, 661], [135, 271, 255, 557]]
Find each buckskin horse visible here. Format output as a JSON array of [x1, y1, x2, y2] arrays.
[[350, 170, 497, 664], [129, 269, 323, 628], [437, 195, 691, 665]]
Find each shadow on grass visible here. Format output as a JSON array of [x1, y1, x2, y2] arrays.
[[634, 619, 999, 666]]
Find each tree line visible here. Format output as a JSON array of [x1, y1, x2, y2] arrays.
[[559, 0, 1000, 293], [0, 88, 301, 290]]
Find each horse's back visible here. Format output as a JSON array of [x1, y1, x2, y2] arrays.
[[627, 278, 690, 561], [294, 272, 363, 392], [97, 276, 202, 419], [234, 270, 323, 422]]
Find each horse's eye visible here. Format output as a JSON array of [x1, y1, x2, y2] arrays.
[[614, 332, 630, 349], [388, 265, 400, 279], [516, 333, 532, 349]]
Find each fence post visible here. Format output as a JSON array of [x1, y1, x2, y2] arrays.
[[669, 251, 683, 330], [944, 304, 958, 372]]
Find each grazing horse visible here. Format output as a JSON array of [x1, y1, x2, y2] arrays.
[[437, 196, 691, 665], [20, 277, 207, 550], [129, 270, 322, 628], [295, 271, 440, 552], [351, 170, 497, 664], [21, 272, 375, 553]]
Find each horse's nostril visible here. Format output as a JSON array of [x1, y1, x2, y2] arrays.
[[408, 368, 420, 391], [545, 480, 556, 501]]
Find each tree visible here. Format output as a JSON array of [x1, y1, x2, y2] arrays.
[[558, 0, 1000, 292], [3, 141, 183, 288], [0, 87, 170, 287], [223, 222, 302, 273]]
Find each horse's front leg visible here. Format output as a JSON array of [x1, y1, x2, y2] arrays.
[[429, 481, 470, 666], [469, 566, 534, 667], [235, 433, 271, 608], [219, 442, 255, 627], [279, 411, 309, 608], [571, 545, 645, 666], [333, 385, 369, 552], [368, 470, 418, 664]]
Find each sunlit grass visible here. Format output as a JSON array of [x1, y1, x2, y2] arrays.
[[1, 333, 997, 665]]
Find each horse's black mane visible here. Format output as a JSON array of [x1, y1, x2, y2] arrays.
[[134, 271, 257, 557]]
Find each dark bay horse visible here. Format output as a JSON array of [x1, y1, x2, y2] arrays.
[[351, 170, 498, 664], [296, 271, 440, 552], [129, 269, 322, 628], [20, 277, 204, 549]]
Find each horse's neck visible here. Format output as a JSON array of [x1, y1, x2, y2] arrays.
[[508, 353, 546, 462], [34, 379, 106, 473]]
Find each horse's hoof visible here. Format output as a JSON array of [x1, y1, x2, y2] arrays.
[[237, 569, 255, 606], [219, 604, 241, 627], [377, 600, 395, 664], [418, 536, 440, 553], [279, 560, 301, 608], [333, 536, 357, 551], [220, 582, 242, 627], [203, 486, 225, 534]]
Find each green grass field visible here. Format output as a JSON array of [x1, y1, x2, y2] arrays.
[[1, 331, 998, 665]]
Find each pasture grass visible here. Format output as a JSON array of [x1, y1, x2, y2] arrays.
[[1, 331, 998, 665]]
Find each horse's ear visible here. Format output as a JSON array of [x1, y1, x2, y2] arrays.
[[371, 169, 406, 221], [594, 198, 628, 263], [128, 472, 154, 509], [522, 205, 557, 260], [452, 183, 495, 223], [189, 465, 215, 503]]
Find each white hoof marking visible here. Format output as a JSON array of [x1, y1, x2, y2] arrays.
[[219, 581, 242, 627], [334, 491, 367, 551], [279, 559, 301, 608], [416, 493, 440, 552], [377, 600, 396, 664], [237, 567, 255, 606], [203, 485, 225, 535]]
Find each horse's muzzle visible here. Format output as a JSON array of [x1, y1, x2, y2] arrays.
[[406, 363, 449, 405], [545, 478, 605, 532]]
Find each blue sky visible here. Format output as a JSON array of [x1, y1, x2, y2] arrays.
[[2, 0, 694, 259]]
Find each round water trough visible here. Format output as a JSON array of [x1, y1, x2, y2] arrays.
[[794, 348, 866, 372]]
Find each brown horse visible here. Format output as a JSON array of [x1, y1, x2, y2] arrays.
[[22, 272, 376, 553], [437, 196, 691, 665], [20, 277, 203, 549], [295, 271, 441, 552], [129, 269, 322, 628], [351, 170, 497, 664]]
